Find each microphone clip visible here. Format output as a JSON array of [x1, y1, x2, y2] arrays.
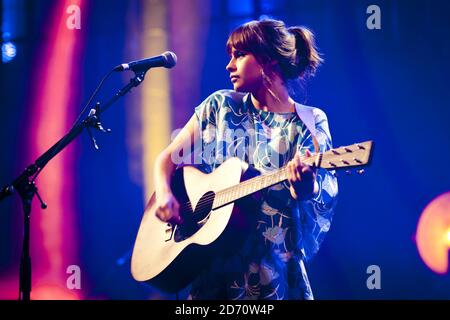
[[84, 102, 112, 150]]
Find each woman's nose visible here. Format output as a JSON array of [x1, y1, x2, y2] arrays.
[[226, 58, 235, 72]]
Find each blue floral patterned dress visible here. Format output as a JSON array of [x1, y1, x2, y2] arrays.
[[188, 90, 338, 300]]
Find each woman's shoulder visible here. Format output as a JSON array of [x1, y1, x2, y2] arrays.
[[296, 102, 327, 118], [294, 102, 331, 139], [195, 90, 247, 120], [205, 89, 247, 106], [295, 103, 330, 129]]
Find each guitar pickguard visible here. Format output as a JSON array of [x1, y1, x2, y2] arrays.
[[170, 166, 217, 242]]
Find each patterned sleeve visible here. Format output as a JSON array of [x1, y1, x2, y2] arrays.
[[297, 108, 339, 261], [193, 91, 221, 172]]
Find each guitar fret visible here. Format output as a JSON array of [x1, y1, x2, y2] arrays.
[[215, 172, 278, 209], [214, 193, 219, 208], [214, 141, 372, 207], [213, 195, 218, 208], [250, 180, 256, 195]]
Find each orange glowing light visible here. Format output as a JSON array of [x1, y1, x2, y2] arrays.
[[446, 229, 450, 247], [416, 192, 450, 274], [31, 284, 81, 300]]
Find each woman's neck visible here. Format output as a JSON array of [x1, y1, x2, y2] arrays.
[[250, 77, 295, 113]]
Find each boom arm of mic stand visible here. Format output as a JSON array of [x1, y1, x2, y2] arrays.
[[0, 71, 146, 203], [0, 71, 147, 301]]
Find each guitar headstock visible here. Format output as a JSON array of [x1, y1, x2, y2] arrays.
[[318, 140, 373, 170]]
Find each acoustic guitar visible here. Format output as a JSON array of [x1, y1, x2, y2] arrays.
[[131, 141, 373, 293]]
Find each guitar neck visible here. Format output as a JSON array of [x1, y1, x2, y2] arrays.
[[211, 140, 373, 209], [212, 157, 315, 210]]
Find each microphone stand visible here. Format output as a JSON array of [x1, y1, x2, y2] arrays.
[[0, 71, 147, 300]]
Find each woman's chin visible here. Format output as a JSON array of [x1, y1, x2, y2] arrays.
[[233, 84, 247, 93]]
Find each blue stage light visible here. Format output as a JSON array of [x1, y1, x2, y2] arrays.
[[2, 41, 17, 63]]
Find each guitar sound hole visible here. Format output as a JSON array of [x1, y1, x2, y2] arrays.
[[174, 191, 215, 242]]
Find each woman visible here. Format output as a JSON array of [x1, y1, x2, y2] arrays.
[[153, 19, 338, 300]]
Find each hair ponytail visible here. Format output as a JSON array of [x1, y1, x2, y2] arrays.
[[226, 19, 323, 81], [288, 26, 323, 78]]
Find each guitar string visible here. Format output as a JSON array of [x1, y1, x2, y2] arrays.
[[177, 166, 292, 215], [178, 176, 282, 214], [174, 149, 364, 216], [176, 153, 318, 213], [177, 155, 319, 215]]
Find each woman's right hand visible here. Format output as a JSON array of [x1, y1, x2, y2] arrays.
[[155, 192, 182, 224]]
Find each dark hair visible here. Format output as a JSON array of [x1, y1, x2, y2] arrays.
[[226, 19, 323, 80]]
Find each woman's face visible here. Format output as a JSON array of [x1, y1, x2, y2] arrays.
[[226, 47, 263, 93]]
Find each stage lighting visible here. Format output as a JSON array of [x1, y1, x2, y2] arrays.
[[2, 41, 17, 63], [416, 192, 450, 274]]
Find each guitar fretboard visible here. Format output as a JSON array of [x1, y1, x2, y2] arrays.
[[210, 140, 372, 210], [212, 157, 314, 210]]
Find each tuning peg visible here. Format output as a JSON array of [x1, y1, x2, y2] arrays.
[[328, 162, 337, 168], [357, 169, 365, 175]]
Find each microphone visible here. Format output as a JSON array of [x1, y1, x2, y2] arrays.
[[114, 51, 177, 72]]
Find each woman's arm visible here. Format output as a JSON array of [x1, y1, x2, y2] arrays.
[[287, 149, 318, 200], [154, 114, 200, 223], [296, 108, 339, 261]]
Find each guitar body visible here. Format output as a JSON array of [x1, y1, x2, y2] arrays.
[[131, 157, 256, 293]]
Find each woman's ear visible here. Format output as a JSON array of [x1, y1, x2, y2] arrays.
[[262, 61, 282, 83], [262, 61, 275, 76]]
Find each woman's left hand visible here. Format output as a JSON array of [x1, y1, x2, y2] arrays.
[[287, 149, 318, 200]]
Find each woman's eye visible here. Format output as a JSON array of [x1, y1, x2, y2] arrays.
[[234, 51, 246, 58]]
